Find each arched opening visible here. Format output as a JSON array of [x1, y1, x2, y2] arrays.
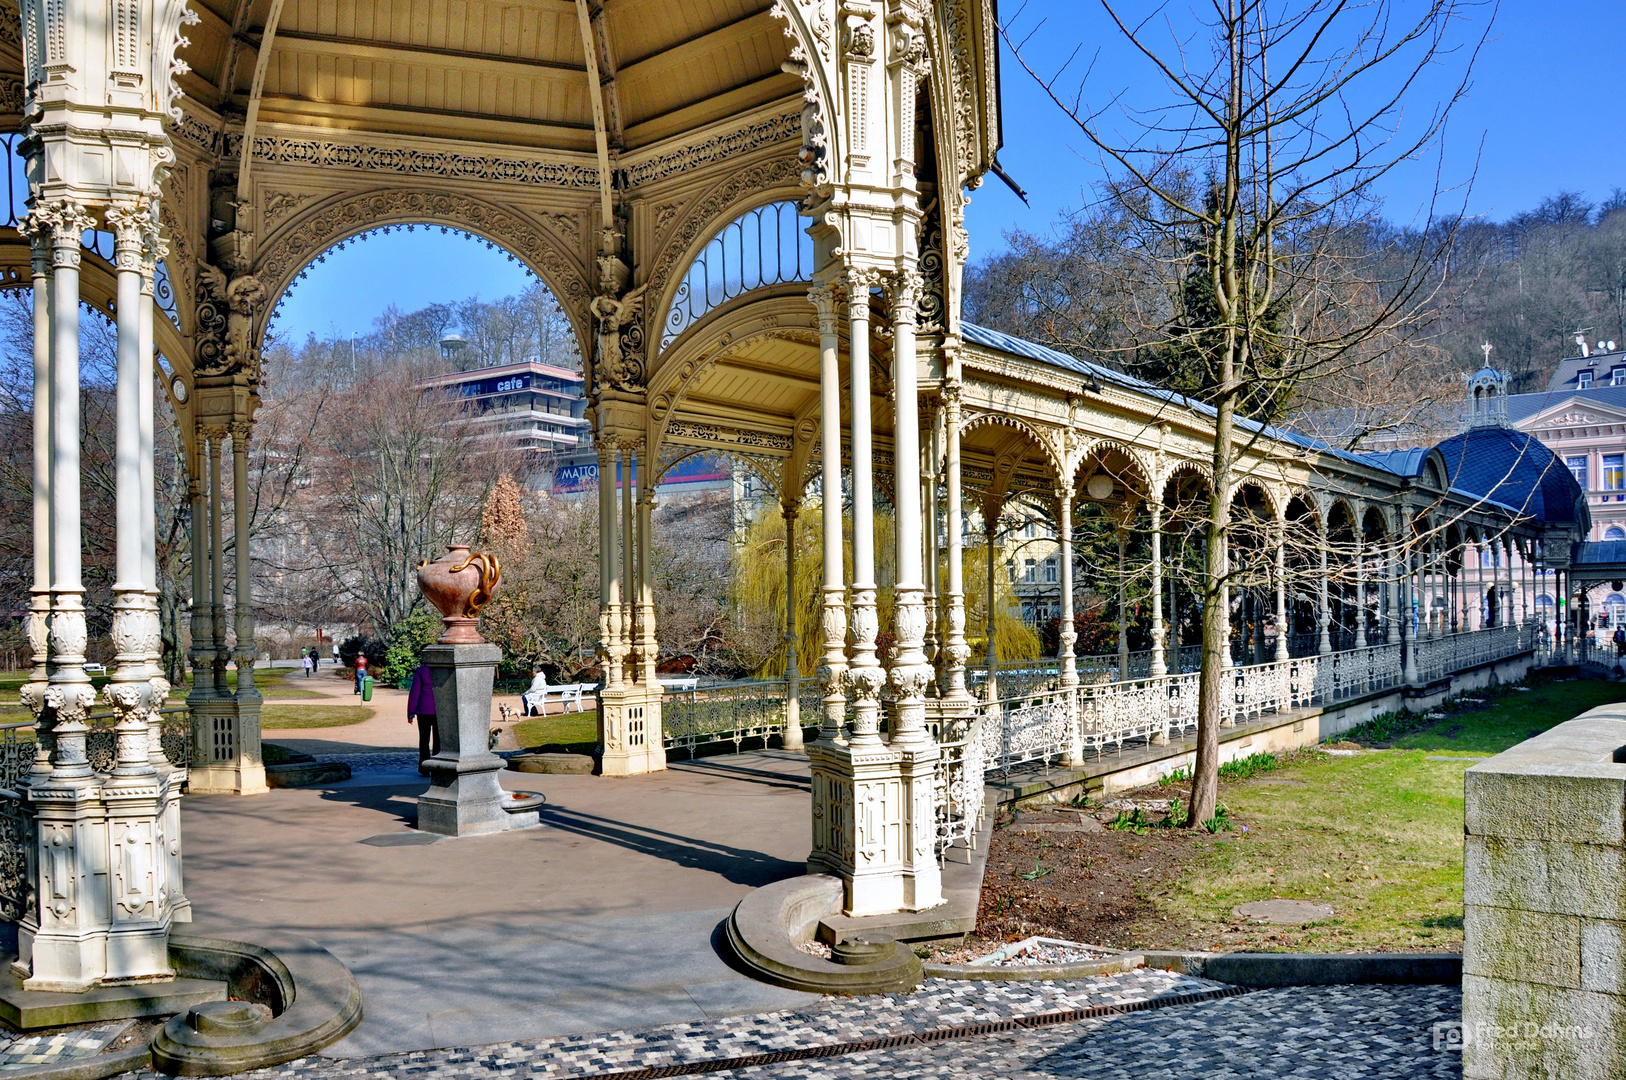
[[659, 200, 814, 351]]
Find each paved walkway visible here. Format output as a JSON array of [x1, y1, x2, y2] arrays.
[[179, 751, 818, 1057], [131, 977, 1462, 1079], [258, 667, 578, 756]]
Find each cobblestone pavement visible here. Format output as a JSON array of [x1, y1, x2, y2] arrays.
[[130, 971, 1461, 1080], [0, 1021, 132, 1070]]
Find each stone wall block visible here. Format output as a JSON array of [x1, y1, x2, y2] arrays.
[[1464, 835, 1626, 918], [1463, 904, 1580, 989], [1580, 919, 1626, 995], [1462, 974, 1626, 1080], [1465, 767, 1626, 846]]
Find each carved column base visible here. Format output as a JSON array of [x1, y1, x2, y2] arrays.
[[598, 682, 666, 777], [19, 771, 175, 990], [807, 739, 928, 917], [185, 697, 268, 796]]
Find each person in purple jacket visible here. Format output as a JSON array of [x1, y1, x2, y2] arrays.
[[406, 662, 441, 774]]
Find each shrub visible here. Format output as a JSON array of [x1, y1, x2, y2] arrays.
[[337, 635, 387, 675], [377, 609, 442, 685]]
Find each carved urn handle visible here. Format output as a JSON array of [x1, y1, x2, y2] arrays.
[[416, 544, 503, 644]]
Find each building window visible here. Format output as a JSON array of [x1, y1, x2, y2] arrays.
[[1024, 520, 1036, 539], [1568, 456, 1589, 489], [1579, 370, 1595, 389], [1606, 454, 1624, 491], [1614, 368, 1626, 386], [1023, 558, 1037, 584], [1044, 557, 1057, 583], [1607, 526, 1626, 542]]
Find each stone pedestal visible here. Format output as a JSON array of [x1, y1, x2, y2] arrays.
[[808, 740, 913, 917], [417, 644, 542, 836], [185, 696, 268, 796], [599, 682, 666, 776]]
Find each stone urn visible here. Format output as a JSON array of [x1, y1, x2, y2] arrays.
[[416, 544, 502, 644]]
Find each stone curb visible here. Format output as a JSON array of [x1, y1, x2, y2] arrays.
[[1140, 950, 1461, 986], [152, 929, 363, 1076], [922, 951, 1145, 982], [723, 875, 924, 996]]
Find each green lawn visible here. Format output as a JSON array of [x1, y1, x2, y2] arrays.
[[512, 712, 598, 751], [260, 705, 372, 729], [1383, 675, 1626, 754], [1142, 674, 1624, 952]]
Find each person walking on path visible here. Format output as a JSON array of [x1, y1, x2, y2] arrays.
[[301, 651, 314, 678], [354, 652, 369, 695], [407, 662, 441, 774]]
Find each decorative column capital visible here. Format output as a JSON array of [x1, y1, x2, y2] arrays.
[[229, 420, 254, 445], [105, 204, 149, 271], [840, 267, 881, 320], [27, 200, 95, 268], [808, 282, 843, 337], [887, 268, 923, 325]]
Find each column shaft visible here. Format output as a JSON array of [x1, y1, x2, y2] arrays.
[[782, 502, 803, 750], [811, 285, 847, 739], [845, 273, 883, 742], [887, 271, 930, 745], [1149, 498, 1167, 676], [941, 386, 968, 701]]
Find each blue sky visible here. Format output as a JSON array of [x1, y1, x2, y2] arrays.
[[274, 0, 1625, 342]]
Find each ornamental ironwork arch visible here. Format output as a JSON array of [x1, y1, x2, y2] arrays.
[[659, 200, 814, 351]]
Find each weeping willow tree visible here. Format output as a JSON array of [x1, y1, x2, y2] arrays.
[[730, 497, 1041, 680]]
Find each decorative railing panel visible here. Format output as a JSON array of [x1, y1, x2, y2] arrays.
[[661, 680, 788, 753]]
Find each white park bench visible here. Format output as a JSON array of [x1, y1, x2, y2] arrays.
[[522, 682, 598, 715]]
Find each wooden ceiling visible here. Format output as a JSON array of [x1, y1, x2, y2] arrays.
[[180, 0, 801, 150]]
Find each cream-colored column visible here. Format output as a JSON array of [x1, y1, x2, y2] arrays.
[[1058, 489, 1082, 763], [637, 483, 658, 687], [620, 446, 634, 678], [207, 429, 228, 694], [809, 284, 847, 741], [23, 200, 107, 992], [139, 223, 187, 921], [781, 498, 803, 751], [887, 269, 932, 747], [940, 383, 970, 702], [1115, 528, 1130, 676], [18, 223, 52, 776], [844, 270, 884, 744], [1386, 536, 1402, 646], [104, 208, 157, 778], [597, 443, 619, 689], [23, 228, 50, 712], [1149, 496, 1168, 676], [185, 465, 211, 700], [43, 204, 98, 767], [231, 423, 259, 701], [1402, 547, 1419, 684], [636, 475, 665, 772], [100, 206, 171, 981], [229, 422, 267, 796], [984, 518, 1000, 701], [1274, 519, 1290, 662], [1317, 529, 1333, 656], [887, 270, 939, 912], [806, 283, 847, 878], [1353, 528, 1367, 650]]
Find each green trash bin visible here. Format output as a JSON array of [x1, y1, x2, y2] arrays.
[[361, 673, 374, 701]]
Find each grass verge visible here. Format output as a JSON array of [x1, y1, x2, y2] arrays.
[[260, 705, 372, 729], [972, 674, 1619, 956], [513, 712, 598, 751]]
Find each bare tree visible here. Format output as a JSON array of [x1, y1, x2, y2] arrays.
[[1005, 0, 1488, 824]]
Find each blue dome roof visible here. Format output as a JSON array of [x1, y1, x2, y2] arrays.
[[1432, 427, 1581, 524]]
